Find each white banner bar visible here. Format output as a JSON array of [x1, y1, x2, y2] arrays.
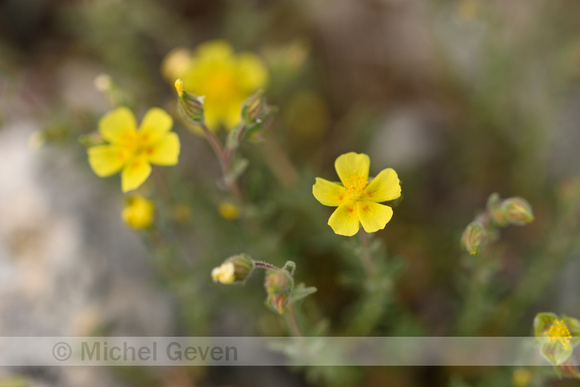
[[0, 337, 573, 366]]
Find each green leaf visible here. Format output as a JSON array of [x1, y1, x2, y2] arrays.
[[225, 157, 248, 185], [291, 283, 317, 302]]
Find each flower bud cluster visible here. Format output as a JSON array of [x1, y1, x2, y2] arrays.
[[461, 193, 534, 256]]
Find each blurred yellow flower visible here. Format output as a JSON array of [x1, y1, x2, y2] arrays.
[[313, 152, 401, 237], [211, 262, 235, 284], [218, 202, 240, 220], [512, 368, 532, 387], [165, 39, 268, 131], [122, 195, 154, 229], [88, 107, 180, 192]]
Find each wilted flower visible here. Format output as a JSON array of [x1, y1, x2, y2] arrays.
[[534, 312, 580, 365]]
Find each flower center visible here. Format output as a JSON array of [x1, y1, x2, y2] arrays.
[[545, 319, 572, 350], [205, 72, 236, 102], [343, 175, 368, 200]]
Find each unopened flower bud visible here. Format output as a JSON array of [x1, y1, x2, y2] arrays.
[[241, 89, 267, 125], [502, 197, 534, 226], [267, 293, 289, 315], [264, 269, 294, 315], [211, 253, 255, 284], [175, 79, 205, 126], [218, 202, 240, 220], [461, 221, 487, 255], [122, 195, 154, 230], [512, 368, 532, 387], [265, 269, 293, 294], [488, 193, 534, 227]]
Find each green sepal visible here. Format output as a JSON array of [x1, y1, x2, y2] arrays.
[[534, 312, 558, 337], [290, 283, 317, 303]]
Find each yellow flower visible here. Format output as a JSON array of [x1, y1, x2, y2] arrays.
[[168, 39, 268, 131], [122, 195, 154, 229], [88, 107, 180, 192], [512, 368, 532, 387], [218, 202, 240, 220], [211, 262, 235, 284], [313, 152, 401, 236]]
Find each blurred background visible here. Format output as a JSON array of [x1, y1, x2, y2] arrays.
[[1, 0, 580, 386]]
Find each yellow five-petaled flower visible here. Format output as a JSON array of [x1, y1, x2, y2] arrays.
[[88, 107, 180, 192], [313, 152, 401, 236], [163, 39, 268, 131]]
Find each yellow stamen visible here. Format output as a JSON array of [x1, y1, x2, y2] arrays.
[[545, 319, 572, 350], [343, 175, 368, 200]]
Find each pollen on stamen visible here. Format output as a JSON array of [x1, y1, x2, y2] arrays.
[[343, 175, 369, 200], [545, 319, 572, 350]]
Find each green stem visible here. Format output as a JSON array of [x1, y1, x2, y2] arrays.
[[199, 123, 243, 201], [359, 229, 376, 275], [285, 302, 303, 337], [254, 261, 280, 271]]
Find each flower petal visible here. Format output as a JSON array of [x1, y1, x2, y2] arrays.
[[195, 39, 234, 62], [87, 145, 126, 177], [121, 156, 152, 192], [357, 201, 393, 233], [334, 152, 370, 184], [99, 107, 137, 143], [363, 168, 401, 202], [223, 99, 244, 130], [146, 133, 180, 165], [139, 108, 173, 145], [236, 52, 268, 91], [313, 178, 348, 206], [328, 202, 360, 236]]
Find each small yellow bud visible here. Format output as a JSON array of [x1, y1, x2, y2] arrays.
[[175, 79, 184, 97], [122, 195, 154, 230], [512, 368, 531, 387], [218, 202, 240, 220], [211, 262, 236, 284], [211, 254, 255, 284]]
